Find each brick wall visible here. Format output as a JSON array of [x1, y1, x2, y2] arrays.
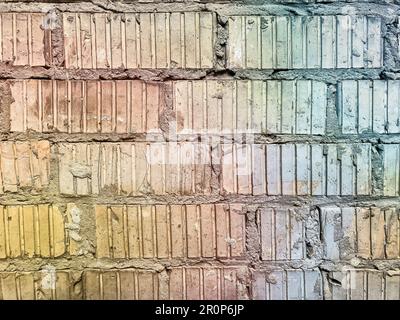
[[0, 0, 399, 300]]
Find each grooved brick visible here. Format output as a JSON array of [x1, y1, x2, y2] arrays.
[[0, 268, 246, 300], [0, 141, 50, 194], [84, 267, 247, 300], [0, 271, 82, 300], [9, 80, 165, 133], [220, 143, 372, 196], [228, 16, 382, 69], [57, 142, 212, 196], [259, 207, 307, 261], [0, 13, 49, 66], [339, 80, 400, 134], [168, 267, 247, 300], [84, 269, 159, 300], [95, 204, 245, 259], [252, 270, 323, 300], [173, 80, 327, 134], [324, 270, 400, 300], [383, 144, 400, 196], [0, 204, 68, 258], [63, 12, 215, 69], [320, 207, 399, 260]]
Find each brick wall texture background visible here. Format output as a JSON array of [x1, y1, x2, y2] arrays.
[[0, 0, 399, 300]]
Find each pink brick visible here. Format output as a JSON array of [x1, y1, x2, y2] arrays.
[[9, 80, 165, 134], [58, 142, 211, 195], [0, 13, 48, 66], [220, 143, 371, 196], [169, 267, 247, 300]]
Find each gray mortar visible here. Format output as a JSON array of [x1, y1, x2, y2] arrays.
[[215, 14, 228, 70]]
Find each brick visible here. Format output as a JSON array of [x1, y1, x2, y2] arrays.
[[173, 80, 327, 134], [0, 141, 50, 194], [58, 142, 211, 196], [220, 143, 371, 196], [259, 207, 307, 261], [320, 206, 400, 260], [0, 204, 84, 259], [227, 16, 382, 69], [83, 267, 247, 300], [324, 270, 400, 300], [95, 204, 245, 259], [339, 81, 400, 134], [0, 271, 82, 300], [63, 12, 215, 69], [0, 13, 48, 66], [252, 270, 322, 300], [169, 267, 247, 300], [383, 144, 400, 196], [9, 80, 165, 134]]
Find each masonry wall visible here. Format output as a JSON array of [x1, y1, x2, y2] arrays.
[[0, 0, 399, 300]]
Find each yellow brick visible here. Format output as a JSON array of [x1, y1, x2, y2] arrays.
[[7, 206, 21, 258], [38, 204, 51, 258], [95, 205, 110, 258], [95, 204, 246, 260]]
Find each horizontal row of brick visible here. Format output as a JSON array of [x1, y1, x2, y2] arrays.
[[5, 141, 400, 196], [9, 79, 400, 135], [0, 267, 246, 300], [0, 268, 399, 300], [1, 203, 399, 261], [0, 13, 384, 69]]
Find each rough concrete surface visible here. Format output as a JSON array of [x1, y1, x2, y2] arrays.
[[0, 0, 399, 300]]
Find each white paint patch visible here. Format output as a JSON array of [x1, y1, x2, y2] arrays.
[[41, 264, 57, 290]]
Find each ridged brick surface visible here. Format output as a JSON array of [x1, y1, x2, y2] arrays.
[[0, 141, 50, 194], [63, 12, 216, 69], [220, 143, 372, 196], [0, 13, 49, 66], [0, 205, 69, 258], [227, 16, 382, 69], [57, 142, 212, 196], [173, 80, 327, 134], [95, 204, 246, 259], [9, 80, 165, 133]]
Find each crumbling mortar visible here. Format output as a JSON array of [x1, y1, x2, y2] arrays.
[[215, 14, 228, 70], [371, 144, 385, 196], [49, 9, 65, 67], [0, 67, 393, 82], [6, 132, 400, 144], [243, 205, 262, 268], [4, 195, 400, 207]]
